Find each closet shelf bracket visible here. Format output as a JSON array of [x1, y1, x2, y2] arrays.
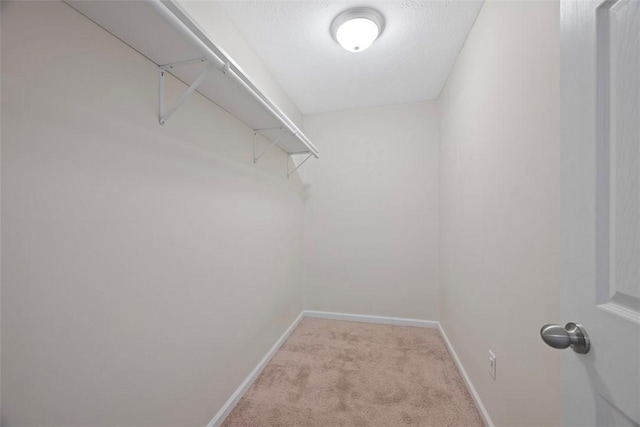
[[158, 57, 213, 125], [253, 128, 289, 164], [287, 152, 313, 178]]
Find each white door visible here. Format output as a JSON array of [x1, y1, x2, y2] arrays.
[[560, 0, 640, 425]]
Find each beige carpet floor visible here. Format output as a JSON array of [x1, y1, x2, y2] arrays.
[[221, 318, 484, 427]]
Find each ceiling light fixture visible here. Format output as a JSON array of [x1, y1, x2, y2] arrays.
[[331, 8, 384, 53]]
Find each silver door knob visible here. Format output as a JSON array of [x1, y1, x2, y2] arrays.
[[540, 322, 590, 354]]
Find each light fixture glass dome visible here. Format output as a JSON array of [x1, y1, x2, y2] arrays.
[[331, 8, 384, 53]]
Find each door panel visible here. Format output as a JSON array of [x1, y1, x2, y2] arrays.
[[597, 0, 640, 313], [561, 0, 640, 425]]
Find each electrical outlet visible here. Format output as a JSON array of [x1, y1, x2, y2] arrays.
[[489, 350, 496, 380]]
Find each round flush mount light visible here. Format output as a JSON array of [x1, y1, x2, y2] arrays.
[[331, 8, 384, 53]]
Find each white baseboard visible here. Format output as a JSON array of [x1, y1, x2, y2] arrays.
[[303, 310, 439, 328], [207, 310, 492, 427], [438, 324, 495, 427], [206, 311, 305, 427]]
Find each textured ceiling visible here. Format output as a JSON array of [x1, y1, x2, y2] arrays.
[[217, 0, 484, 114]]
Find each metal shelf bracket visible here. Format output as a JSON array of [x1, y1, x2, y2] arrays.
[[253, 128, 288, 164], [158, 57, 213, 125], [287, 152, 313, 178]]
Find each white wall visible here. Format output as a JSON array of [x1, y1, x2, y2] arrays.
[[438, 1, 561, 426], [1, 2, 304, 426], [302, 102, 440, 320]]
